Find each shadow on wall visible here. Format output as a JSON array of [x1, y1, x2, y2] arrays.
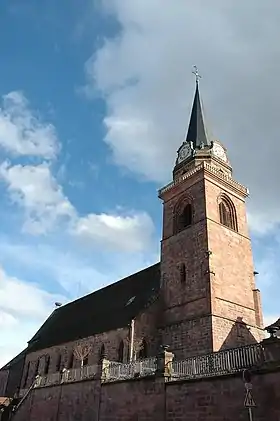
[[220, 317, 258, 350]]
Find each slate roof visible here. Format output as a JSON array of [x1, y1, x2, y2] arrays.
[[185, 81, 211, 149], [27, 263, 161, 352], [265, 317, 280, 333]]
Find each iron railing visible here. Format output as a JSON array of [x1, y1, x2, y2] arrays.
[[26, 365, 99, 390], [105, 357, 157, 381], [17, 343, 265, 393], [171, 344, 264, 380], [36, 372, 61, 387], [62, 365, 98, 383]]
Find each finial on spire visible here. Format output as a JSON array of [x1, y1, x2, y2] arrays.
[[192, 65, 201, 84], [184, 66, 210, 149]]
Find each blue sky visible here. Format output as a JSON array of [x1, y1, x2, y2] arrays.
[[1, 0, 280, 366]]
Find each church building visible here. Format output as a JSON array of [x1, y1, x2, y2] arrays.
[[1, 73, 280, 421]]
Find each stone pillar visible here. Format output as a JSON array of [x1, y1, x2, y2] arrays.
[[253, 289, 263, 328], [100, 359, 110, 382], [156, 345, 174, 379]]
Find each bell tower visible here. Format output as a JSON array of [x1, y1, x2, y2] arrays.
[[159, 68, 264, 359]]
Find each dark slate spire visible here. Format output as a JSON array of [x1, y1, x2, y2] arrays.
[[185, 69, 210, 149]]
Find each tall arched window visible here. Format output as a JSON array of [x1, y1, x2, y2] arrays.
[[174, 199, 193, 234], [179, 263, 186, 283], [23, 362, 30, 387], [55, 353, 61, 372], [139, 339, 148, 360], [34, 359, 39, 376], [67, 351, 74, 369], [118, 340, 124, 362], [218, 195, 238, 231], [44, 355, 50, 375], [99, 344, 105, 362]]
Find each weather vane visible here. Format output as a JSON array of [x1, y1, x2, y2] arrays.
[[192, 65, 201, 83]]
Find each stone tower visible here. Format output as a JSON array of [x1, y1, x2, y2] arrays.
[[159, 74, 264, 359]]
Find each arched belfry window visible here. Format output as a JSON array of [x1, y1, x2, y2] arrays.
[[174, 199, 193, 234], [218, 195, 238, 231]]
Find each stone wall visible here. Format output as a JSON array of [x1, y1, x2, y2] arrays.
[[12, 365, 280, 421], [166, 369, 280, 421], [11, 339, 280, 421]]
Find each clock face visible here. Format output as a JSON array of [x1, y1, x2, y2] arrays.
[[177, 143, 191, 163], [212, 143, 227, 162]]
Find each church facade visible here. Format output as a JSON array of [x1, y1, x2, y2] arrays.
[[1, 77, 280, 421]]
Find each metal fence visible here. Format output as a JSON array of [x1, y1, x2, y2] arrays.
[[105, 357, 157, 381], [62, 365, 98, 383], [30, 364, 98, 389], [171, 344, 264, 380]]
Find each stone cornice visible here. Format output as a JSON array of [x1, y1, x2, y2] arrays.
[[158, 162, 248, 199]]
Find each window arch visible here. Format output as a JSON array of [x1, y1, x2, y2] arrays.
[[138, 339, 148, 360], [174, 198, 193, 234], [218, 194, 238, 231]]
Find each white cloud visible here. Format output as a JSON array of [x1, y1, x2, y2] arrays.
[[0, 161, 74, 234], [0, 265, 64, 368], [0, 266, 61, 319], [0, 86, 155, 251], [0, 311, 18, 329], [85, 0, 280, 232], [0, 160, 155, 251], [73, 210, 154, 252], [0, 91, 59, 159]]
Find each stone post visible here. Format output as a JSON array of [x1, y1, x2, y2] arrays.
[[156, 345, 174, 380], [100, 359, 111, 382]]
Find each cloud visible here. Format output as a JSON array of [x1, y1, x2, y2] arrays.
[[0, 86, 155, 251], [0, 311, 18, 329], [0, 91, 59, 159], [0, 266, 63, 319], [73, 210, 154, 252], [0, 161, 74, 234], [85, 0, 280, 233], [0, 159, 155, 251], [0, 265, 64, 368], [0, 232, 157, 368]]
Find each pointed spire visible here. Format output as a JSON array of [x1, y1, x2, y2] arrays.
[[185, 67, 210, 149]]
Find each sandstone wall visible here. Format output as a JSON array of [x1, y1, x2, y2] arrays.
[[12, 366, 280, 421]]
